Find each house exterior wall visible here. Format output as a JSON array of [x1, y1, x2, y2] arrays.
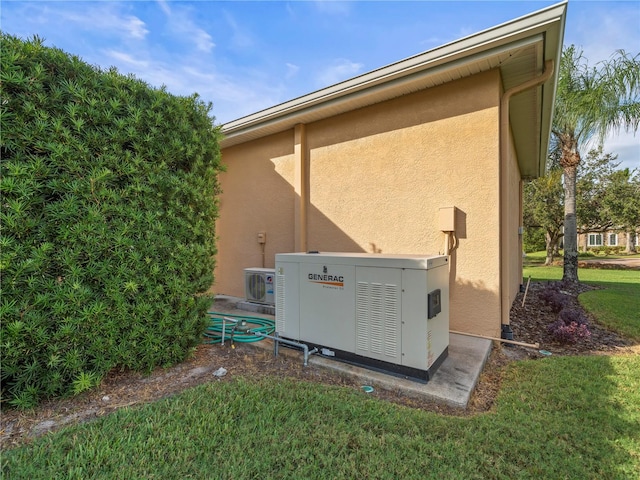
[[215, 130, 296, 287], [503, 131, 524, 328], [215, 69, 518, 338]]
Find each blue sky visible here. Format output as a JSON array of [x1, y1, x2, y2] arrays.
[[2, 0, 639, 169]]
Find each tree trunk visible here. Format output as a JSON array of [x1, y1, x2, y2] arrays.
[[626, 231, 637, 254], [562, 164, 579, 282], [544, 231, 555, 265]]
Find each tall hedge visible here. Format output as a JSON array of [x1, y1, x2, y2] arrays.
[[0, 34, 223, 408]]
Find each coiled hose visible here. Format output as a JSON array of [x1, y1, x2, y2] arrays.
[[204, 311, 275, 345]]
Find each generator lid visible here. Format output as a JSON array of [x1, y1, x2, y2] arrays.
[[275, 252, 448, 270]]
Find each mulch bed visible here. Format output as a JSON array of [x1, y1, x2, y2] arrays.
[[510, 280, 634, 355]]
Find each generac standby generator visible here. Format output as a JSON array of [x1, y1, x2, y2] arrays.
[[275, 252, 449, 381]]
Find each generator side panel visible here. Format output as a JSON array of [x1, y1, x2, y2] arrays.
[[275, 261, 300, 340], [400, 265, 449, 371], [354, 266, 402, 364], [400, 269, 428, 370], [426, 263, 449, 367]]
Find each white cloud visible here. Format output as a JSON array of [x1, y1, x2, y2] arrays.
[[56, 5, 149, 40], [286, 3, 297, 19], [104, 50, 150, 69], [182, 69, 287, 124], [286, 63, 300, 79], [122, 15, 149, 40], [223, 10, 254, 49], [602, 132, 640, 172], [157, 0, 171, 17], [193, 30, 215, 53], [313, 0, 352, 16], [158, 1, 215, 53], [454, 26, 477, 42], [316, 58, 364, 88], [95, 51, 286, 124], [566, 5, 639, 64], [420, 36, 447, 50]]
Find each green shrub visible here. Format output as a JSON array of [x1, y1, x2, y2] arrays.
[[523, 227, 546, 253], [0, 34, 223, 408], [588, 245, 624, 256]]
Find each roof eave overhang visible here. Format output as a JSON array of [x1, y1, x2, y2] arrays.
[[221, 2, 567, 178]]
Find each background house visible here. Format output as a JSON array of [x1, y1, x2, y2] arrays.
[[580, 229, 639, 252], [213, 3, 567, 337]]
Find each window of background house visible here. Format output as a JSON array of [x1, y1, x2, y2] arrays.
[[608, 233, 618, 246], [588, 233, 603, 247]]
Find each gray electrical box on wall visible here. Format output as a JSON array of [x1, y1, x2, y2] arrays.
[[275, 252, 450, 381]]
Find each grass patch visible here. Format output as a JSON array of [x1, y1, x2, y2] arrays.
[[580, 285, 640, 342], [3, 356, 640, 479], [523, 251, 640, 267], [523, 266, 640, 341]]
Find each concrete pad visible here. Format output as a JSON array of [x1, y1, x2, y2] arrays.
[[235, 301, 275, 316], [307, 334, 492, 408], [209, 297, 493, 409]]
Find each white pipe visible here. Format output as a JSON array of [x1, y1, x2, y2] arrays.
[[221, 317, 238, 347], [253, 331, 318, 366], [521, 275, 532, 307], [450, 329, 540, 349]]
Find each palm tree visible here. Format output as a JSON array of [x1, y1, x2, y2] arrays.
[[551, 46, 640, 282]]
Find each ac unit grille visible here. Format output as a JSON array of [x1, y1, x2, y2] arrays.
[[244, 269, 275, 305]]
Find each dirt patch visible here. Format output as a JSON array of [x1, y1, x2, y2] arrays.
[[1, 283, 636, 450], [577, 257, 640, 270]]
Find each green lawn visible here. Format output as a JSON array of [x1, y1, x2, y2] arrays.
[[523, 265, 640, 341], [3, 354, 640, 479], [4, 265, 640, 479], [523, 250, 640, 266]]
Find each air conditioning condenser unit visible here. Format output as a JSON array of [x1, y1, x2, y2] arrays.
[[275, 252, 449, 381], [244, 268, 275, 305]]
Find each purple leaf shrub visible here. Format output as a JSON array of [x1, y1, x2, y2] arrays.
[[548, 309, 592, 344], [539, 284, 571, 313]]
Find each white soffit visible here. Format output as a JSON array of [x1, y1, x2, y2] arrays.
[[221, 1, 567, 175]]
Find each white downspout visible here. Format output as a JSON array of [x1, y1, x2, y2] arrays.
[[499, 59, 554, 336]]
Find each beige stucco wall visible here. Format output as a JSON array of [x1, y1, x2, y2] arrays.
[[216, 69, 520, 337], [215, 130, 296, 286]]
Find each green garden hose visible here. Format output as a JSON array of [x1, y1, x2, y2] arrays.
[[204, 311, 275, 344]]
